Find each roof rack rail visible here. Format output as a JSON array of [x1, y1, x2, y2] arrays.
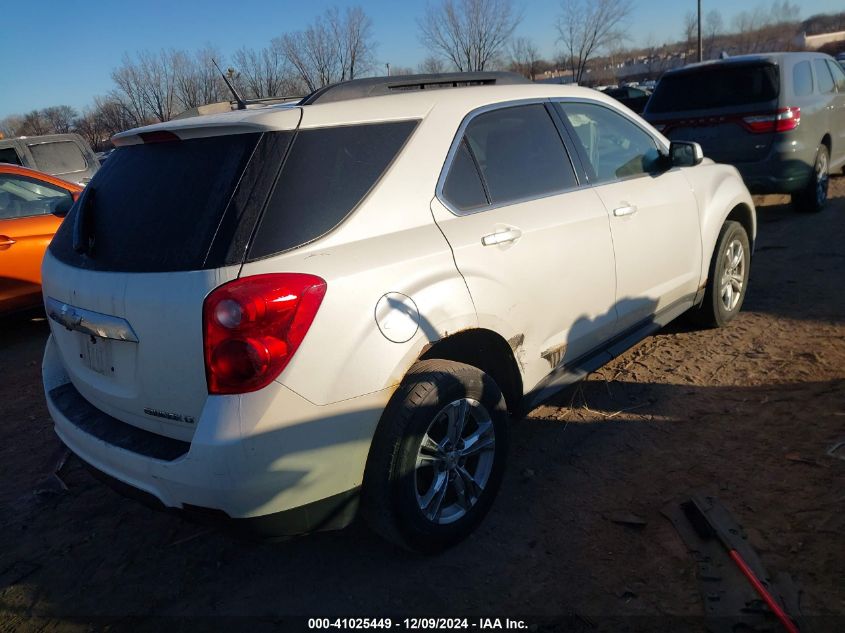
[[300, 71, 530, 105]]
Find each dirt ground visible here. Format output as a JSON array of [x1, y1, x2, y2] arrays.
[[1, 178, 844, 632]]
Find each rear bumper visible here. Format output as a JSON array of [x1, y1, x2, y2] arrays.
[[43, 335, 392, 536], [732, 140, 817, 195]]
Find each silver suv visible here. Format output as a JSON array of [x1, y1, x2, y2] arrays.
[[644, 52, 845, 213], [0, 133, 99, 186]]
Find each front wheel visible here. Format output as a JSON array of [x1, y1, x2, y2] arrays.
[[362, 359, 509, 553], [690, 220, 751, 328], [792, 144, 829, 213]]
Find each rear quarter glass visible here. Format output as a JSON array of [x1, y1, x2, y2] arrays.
[[246, 120, 418, 261]]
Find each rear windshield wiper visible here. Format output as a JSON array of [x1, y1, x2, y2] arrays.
[[72, 185, 96, 255]]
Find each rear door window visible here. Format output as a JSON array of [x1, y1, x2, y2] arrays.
[[647, 63, 779, 113], [461, 104, 577, 206], [50, 133, 265, 272], [793, 61, 814, 96], [28, 141, 87, 174], [814, 59, 835, 94], [247, 120, 417, 260], [560, 102, 662, 183], [442, 139, 489, 212]]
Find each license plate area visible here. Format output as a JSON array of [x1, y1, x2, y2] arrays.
[[80, 335, 113, 375]]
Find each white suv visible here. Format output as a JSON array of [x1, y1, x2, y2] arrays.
[[41, 73, 755, 552]]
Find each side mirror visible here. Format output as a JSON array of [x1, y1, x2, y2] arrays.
[[53, 194, 75, 217], [669, 141, 704, 167]]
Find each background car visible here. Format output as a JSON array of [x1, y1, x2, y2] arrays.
[[95, 148, 114, 165], [0, 133, 99, 186], [0, 164, 81, 315], [644, 52, 845, 212], [599, 85, 652, 113]]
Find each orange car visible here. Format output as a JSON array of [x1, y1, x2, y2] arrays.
[[0, 164, 82, 315]]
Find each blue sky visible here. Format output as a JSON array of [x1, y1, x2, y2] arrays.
[[1, 0, 841, 118]]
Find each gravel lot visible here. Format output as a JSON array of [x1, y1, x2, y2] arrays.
[[1, 177, 844, 632]]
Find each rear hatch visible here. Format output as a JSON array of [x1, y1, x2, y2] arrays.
[[43, 110, 301, 441], [645, 61, 780, 163]]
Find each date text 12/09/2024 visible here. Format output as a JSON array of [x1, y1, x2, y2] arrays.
[[308, 618, 529, 630]]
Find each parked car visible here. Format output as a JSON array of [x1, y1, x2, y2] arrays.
[[41, 72, 756, 552], [600, 85, 652, 113], [0, 164, 81, 316], [644, 52, 845, 213], [0, 133, 99, 186], [95, 149, 114, 165]]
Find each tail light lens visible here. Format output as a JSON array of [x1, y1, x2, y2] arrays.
[[741, 107, 801, 134], [203, 273, 327, 394]]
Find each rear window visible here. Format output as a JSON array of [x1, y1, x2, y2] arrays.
[[0, 147, 22, 166], [50, 121, 417, 272], [50, 133, 265, 272], [648, 63, 779, 113], [28, 141, 87, 174], [247, 120, 417, 260]]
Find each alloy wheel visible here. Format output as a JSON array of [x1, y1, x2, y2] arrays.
[[720, 239, 745, 312], [414, 398, 496, 525]]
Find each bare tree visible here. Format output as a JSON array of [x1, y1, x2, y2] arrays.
[[643, 35, 667, 76], [21, 111, 50, 136], [42, 106, 78, 134], [0, 114, 25, 138], [111, 50, 182, 123], [330, 5, 375, 80], [704, 10, 724, 58], [233, 45, 301, 98], [387, 65, 416, 76], [173, 46, 229, 110], [418, 0, 521, 72], [683, 11, 698, 56], [111, 54, 152, 125], [276, 5, 376, 92], [732, 1, 799, 54], [508, 37, 541, 80], [418, 55, 447, 74], [556, 0, 633, 84]]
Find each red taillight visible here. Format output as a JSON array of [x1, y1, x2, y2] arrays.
[[741, 107, 800, 134], [203, 273, 327, 394]]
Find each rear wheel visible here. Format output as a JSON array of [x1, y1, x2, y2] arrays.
[[362, 359, 509, 553], [690, 220, 750, 328], [792, 144, 829, 213]]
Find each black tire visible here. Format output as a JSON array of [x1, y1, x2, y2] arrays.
[[362, 359, 509, 553], [792, 143, 830, 213], [690, 220, 751, 328]]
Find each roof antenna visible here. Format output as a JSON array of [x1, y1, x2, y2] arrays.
[[212, 58, 246, 110]]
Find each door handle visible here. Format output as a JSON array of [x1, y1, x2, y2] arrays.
[[0, 236, 16, 248], [613, 205, 638, 217], [481, 228, 522, 246]]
